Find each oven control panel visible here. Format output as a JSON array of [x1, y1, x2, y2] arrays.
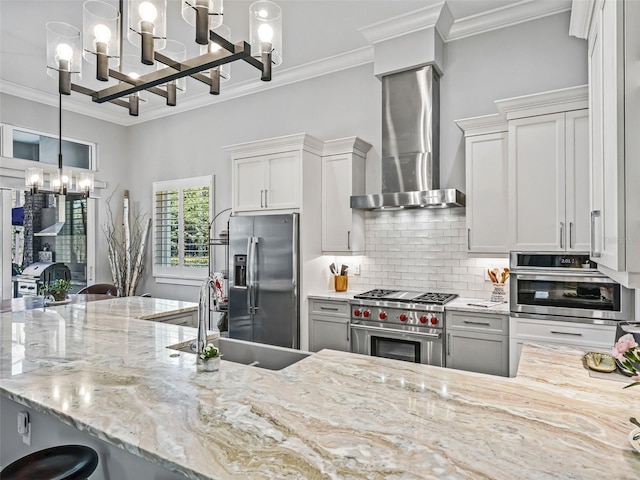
[[351, 306, 443, 328]]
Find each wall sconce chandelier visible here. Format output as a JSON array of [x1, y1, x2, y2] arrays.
[[45, 0, 282, 117]]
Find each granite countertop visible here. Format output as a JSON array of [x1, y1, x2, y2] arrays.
[[2, 299, 639, 479]]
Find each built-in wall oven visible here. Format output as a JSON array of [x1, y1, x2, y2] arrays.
[[349, 289, 457, 366], [510, 252, 633, 324]]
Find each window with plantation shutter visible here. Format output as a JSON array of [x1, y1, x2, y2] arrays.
[[152, 176, 213, 284]]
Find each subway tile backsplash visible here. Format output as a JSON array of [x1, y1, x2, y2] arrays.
[[345, 209, 509, 298]]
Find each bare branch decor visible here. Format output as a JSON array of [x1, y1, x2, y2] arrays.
[[103, 189, 151, 296]]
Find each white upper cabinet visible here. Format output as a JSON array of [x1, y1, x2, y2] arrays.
[[508, 109, 589, 252], [457, 88, 588, 255], [321, 137, 371, 255], [226, 134, 323, 214], [571, 0, 640, 287], [455, 116, 509, 254]]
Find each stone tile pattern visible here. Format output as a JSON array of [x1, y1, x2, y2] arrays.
[[349, 209, 508, 298]]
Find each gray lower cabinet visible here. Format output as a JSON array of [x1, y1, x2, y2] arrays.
[[141, 310, 197, 327], [446, 311, 509, 377], [309, 299, 350, 352]]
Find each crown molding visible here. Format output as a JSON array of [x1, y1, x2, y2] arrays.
[[447, 0, 572, 42], [0, 46, 374, 127], [454, 114, 508, 136], [322, 137, 373, 157], [359, 2, 445, 44], [223, 132, 325, 157], [0, 80, 131, 126], [496, 84, 588, 120], [568, 0, 596, 39]]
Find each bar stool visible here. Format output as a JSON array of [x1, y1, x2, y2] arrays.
[[1, 444, 98, 480]]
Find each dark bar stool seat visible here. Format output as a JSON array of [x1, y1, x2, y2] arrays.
[[1, 445, 98, 480]]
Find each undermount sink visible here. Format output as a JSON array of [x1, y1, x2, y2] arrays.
[[167, 337, 311, 371]]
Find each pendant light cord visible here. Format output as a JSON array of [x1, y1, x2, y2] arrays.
[[58, 92, 62, 171]]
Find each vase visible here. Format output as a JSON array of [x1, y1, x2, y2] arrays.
[[491, 283, 506, 303], [200, 356, 220, 372]]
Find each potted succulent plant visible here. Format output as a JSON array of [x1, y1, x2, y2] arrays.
[[40, 279, 72, 303], [199, 344, 221, 372]]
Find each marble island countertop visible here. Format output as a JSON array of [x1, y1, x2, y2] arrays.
[[2, 299, 640, 479]]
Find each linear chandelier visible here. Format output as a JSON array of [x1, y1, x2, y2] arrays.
[[45, 0, 282, 116], [25, 93, 94, 197]]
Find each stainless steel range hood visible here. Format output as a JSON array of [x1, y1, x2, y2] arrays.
[[34, 196, 65, 237], [351, 65, 465, 210]]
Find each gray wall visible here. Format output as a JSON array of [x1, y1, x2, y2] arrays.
[[441, 11, 587, 189], [1, 11, 587, 301]]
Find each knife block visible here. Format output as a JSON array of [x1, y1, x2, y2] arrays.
[[334, 275, 348, 292]]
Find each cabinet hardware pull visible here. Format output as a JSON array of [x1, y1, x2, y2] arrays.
[[320, 306, 339, 311], [447, 333, 451, 355], [260, 190, 264, 208], [467, 229, 471, 250], [550, 330, 582, 336], [569, 222, 574, 249], [590, 210, 601, 258], [265, 189, 268, 208], [560, 222, 565, 249], [347, 231, 351, 250], [463, 320, 491, 326]]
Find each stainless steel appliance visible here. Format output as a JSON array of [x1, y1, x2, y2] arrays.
[[510, 252, 633, 324], [228, 213, 299, 348], [15, 262, 71, 297], [349, 289, 457, 366], [350, 65, 464, 210]]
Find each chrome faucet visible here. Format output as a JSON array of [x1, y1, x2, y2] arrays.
[[197, 275, 215, 356]]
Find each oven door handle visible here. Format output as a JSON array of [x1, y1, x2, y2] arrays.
[[349, 324, 442, 339], [510, 268, 604, 277], [513, 273, 617, 283]]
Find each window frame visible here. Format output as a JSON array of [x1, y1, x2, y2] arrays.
[[1, 123, 97, 171], [152, 175, 213, 286]]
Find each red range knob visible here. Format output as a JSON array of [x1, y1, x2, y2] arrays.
[[399, 313, 408, 322], [354, 309, 361, 317], [430, 316, 438, 325], [419, 315, 428, 324], [379, 312, 387, 320], [363, 310, 371, 318]]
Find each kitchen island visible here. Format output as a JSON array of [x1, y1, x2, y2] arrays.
[[1, 299, 639, 479]]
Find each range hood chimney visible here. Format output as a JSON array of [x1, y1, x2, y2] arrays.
[[351, 65, 465, 210]]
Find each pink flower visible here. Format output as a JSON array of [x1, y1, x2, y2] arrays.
[[632, 374, 640, 383], [612, 333, 638, 362]]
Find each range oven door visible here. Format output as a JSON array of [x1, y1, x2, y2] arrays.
[[350, 323, 444, 367], [510, 272, 632, 322]]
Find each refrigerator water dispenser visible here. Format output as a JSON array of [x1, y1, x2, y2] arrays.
[[234, 255, 247, 287]]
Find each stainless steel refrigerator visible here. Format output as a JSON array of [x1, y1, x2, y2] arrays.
[[228, 213, 299, 348]]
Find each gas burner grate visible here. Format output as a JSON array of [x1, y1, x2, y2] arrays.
[[411, 292, 458, 305], [354, 289, 400, 299]]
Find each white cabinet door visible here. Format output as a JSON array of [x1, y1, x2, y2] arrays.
[[322, 154, 352, 252], [565, 110, 590, 252], [465, 132, 509, 253], [264, 152, 300, 210], [309, 315, 350, 352], [597, 0, 625, 270], [509, 113, 566, 251], [233, 157, 265, 212]]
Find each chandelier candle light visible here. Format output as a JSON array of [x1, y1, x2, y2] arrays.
[[45, 0, 282, 116]]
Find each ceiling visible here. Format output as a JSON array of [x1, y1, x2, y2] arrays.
[[0, 0, 571, 125]]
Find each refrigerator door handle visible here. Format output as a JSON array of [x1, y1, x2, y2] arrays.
[[246, 238, 252, 314], [249, 236, 259, 314]]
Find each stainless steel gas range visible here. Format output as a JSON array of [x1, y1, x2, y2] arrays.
[[349, 289, 458, 367]]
